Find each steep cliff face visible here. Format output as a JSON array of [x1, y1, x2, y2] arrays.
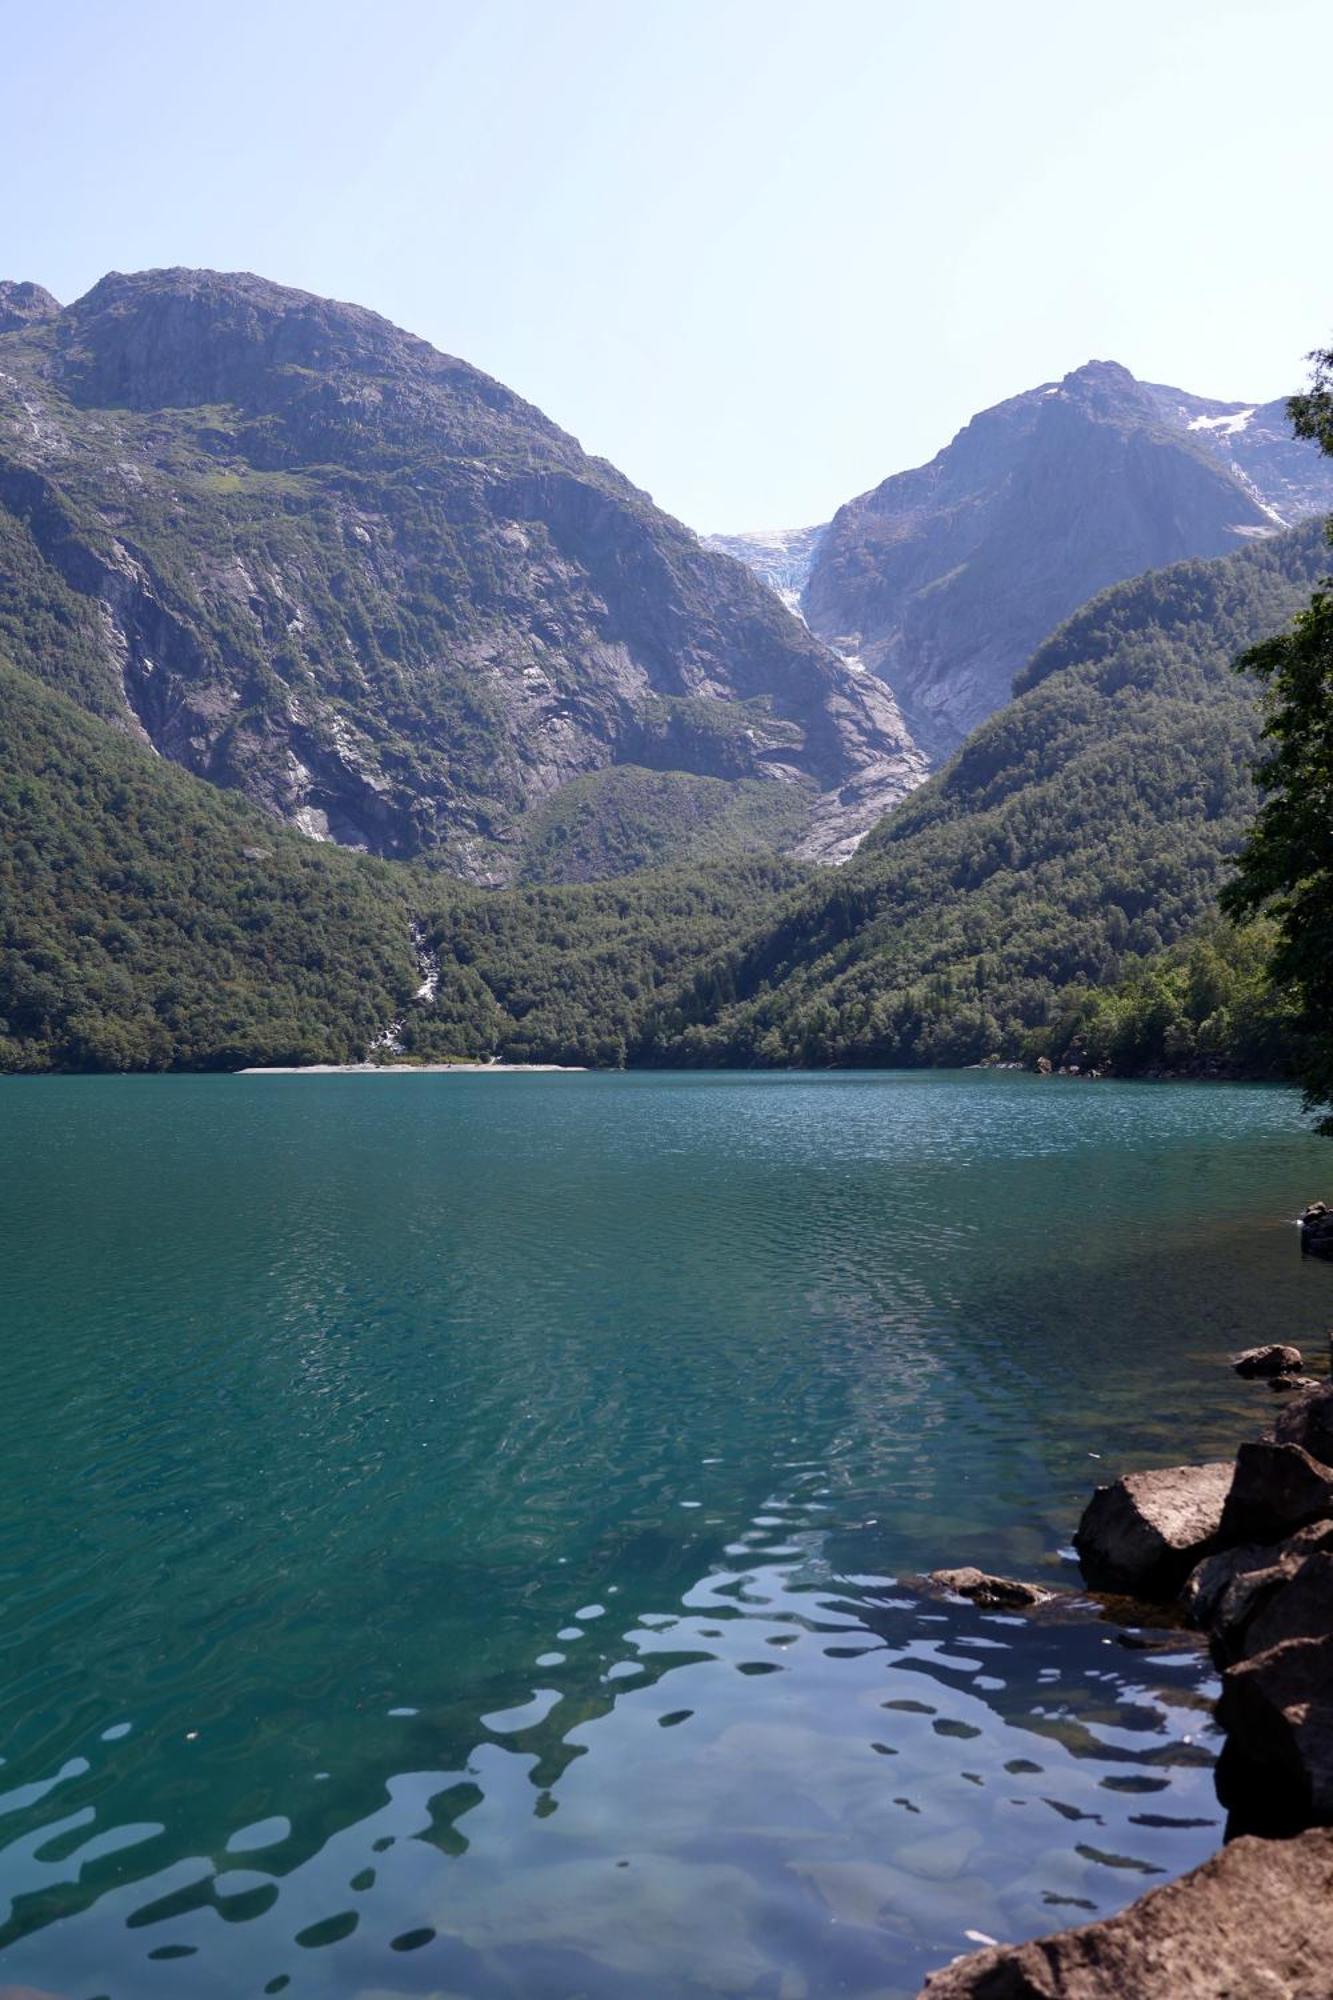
[[800, 359, 1332, 761], [0, 268, 923, 880]]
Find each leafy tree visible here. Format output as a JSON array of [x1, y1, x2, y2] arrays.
[[1225, 354, 1333, 1122]]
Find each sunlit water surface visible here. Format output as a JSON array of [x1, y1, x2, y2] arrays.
[[0, 1070, 1327, 1999]]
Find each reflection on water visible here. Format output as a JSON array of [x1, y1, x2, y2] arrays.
[[0, 1071, 1324, 1997], [0, 1491, 1222, 2000]]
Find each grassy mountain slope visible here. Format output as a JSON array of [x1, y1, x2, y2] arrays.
[[642, 523, 1329, 1066]]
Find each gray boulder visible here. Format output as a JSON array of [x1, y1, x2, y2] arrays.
[[1202, 1527, 1333, 1665], [1217, 1440, 1333, 1547], [1182, 1540, 1276, 1630], [917, 1827, 1333, 1996], [1217, 1630, 1333, 1830], [1074, 1462, 1232, 1599], [1232, 1343, 1302, 1378], [1275, 1383, 1333, 1466]]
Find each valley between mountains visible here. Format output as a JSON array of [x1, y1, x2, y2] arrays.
[[1, 266, 1330, 1075]]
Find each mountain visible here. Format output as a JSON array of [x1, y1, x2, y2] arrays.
[[0, 269, 923, 882], [1141, 381, 1333, 526], [5, 520, 1324, 1077], [639, 521, 1329, 1067], [721, 361, 1333, 765]]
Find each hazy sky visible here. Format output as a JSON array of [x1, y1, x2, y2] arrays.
[[5, 0, 1330, 530]]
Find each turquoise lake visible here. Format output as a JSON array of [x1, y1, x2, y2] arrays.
[[1, 1070, 1329, 1999]]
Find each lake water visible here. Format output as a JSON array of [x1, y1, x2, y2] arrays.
[[0, 1070, 1329, 1999]]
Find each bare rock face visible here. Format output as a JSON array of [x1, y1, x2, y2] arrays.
[[0, 280, 60, 334], [1232, 1343, 1303, 1379], [916, 1827, 1333, 1998], [1074, 1462, 1232, 1599], [1217, 1441, 1333, 1548]]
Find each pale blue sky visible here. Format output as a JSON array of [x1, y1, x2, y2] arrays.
[[4, 0, 1330, 530]]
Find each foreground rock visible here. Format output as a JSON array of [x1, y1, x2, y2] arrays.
[[1217, 1440, 1333, 1547], [1074, 1462, 1232, 1598], [917, 1827, 1333, 1997], [1274, 1381, 1333, 1465], [1217, 1629, 1333, 1832], [1231, 1343, 1302, 1378], [927, 1567, 1054, 1609], [1184, 1519, 1333, 1661]]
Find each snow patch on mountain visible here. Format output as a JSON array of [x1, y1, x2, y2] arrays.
[[1189, 408, 1255, 436], [704, 523, 827, 616]]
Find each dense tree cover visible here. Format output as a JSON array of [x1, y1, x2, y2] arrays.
[[515, 765, 809, 884], [410, 858, 810, 1067], [2, 504, 1324, 1080], [0, 659, 425, 1071], [639, 524, 1327, 1069], [1037, 916, 1299, 1078], [1222, 347, 1333, 1124], [0, 652, 808, 1072]]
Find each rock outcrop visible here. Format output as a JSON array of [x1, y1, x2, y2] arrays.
[[917, 1828, 1333, 1998], [1217, 1441, 1333, 1547], [1073, 1462, 1232, 1598], [1275, 1382, 1333, 1463], [1232, 1343, 1302, 1378], [920, 1315, 1333, 1998], [0, 267, 926, 882]]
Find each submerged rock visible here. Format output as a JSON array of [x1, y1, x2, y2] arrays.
[[1299, 1202, 1333, 1260], [1217, 1440, 1333, 1547], [926, 1567, 1054, 1609], [916, 1827, 1333, 1997], [1074, 1462, 1232, 1599], [1231, 1343, 1302, 1378]]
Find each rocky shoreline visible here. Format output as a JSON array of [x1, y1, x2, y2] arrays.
[[915, 1332, 1333, 1996]]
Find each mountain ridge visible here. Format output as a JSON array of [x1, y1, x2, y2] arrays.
[[0, 266, 925, 880], [715, 359, 1333, 764]]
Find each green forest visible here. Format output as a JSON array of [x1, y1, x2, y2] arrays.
[[1, 519, 1327, 1081]]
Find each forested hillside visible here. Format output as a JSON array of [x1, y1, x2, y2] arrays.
[[0, 654, 807, 1071], [0, 657, 420, 1070], [641, 523, 1329, 1067]]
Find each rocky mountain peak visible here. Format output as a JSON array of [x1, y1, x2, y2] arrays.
[[0, 281, 61, 335], [52, 266, 530, 430], [0, 267, 926, 880]]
